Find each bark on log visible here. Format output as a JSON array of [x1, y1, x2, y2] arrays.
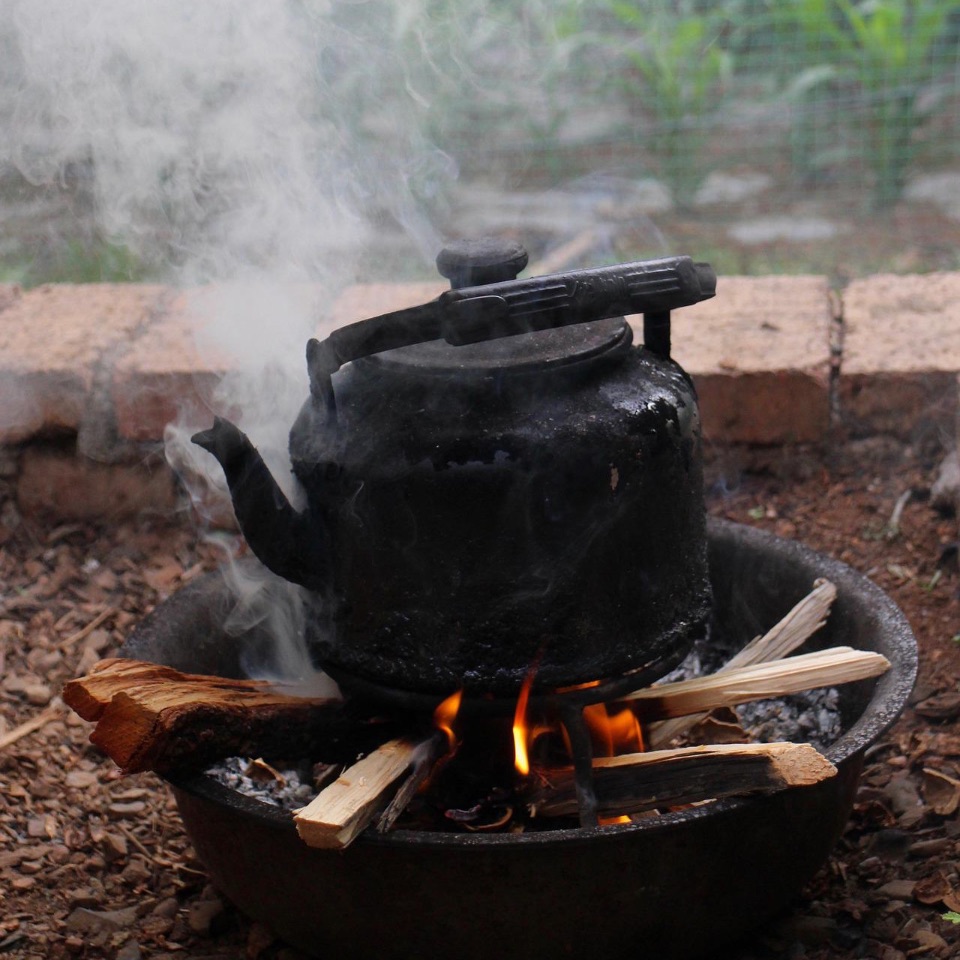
[[524, 741, 837, 818], [63, 658, 373, 775]]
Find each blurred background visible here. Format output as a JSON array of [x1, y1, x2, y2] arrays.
[[0, 0, 958, 288]]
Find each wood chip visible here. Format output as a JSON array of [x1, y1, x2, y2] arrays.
[[921, 768, 960, 816], [61, 608, 117, 649], [0, 700, 63, 750], [912, 872, 952, 905], [914, 692, 960, 721]]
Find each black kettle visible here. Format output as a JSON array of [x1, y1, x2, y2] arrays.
[[193, 239, 716, 702]]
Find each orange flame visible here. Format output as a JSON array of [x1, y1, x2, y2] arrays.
[[512, 668, 536, 776], [433, 688, 463, 752], [598, 815, 632, 826], [582, 702, 644, 758]]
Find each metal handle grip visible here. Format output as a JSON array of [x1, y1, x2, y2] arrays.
[[438, 256, 715, 346], [306, 254, 716, 414]]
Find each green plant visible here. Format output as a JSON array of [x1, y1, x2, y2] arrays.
[[608, 2, 733, 203], [777, 0, 960, 207], [1, 236, 150, 287]]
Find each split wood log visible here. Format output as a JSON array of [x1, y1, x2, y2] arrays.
[[628, 646, 889, 723], [647, 579, 837, 749], [62, 658, 376, 775], [524, 741, 837, 818], [376, 731, 450, 834], [295, 737, 429, 849]]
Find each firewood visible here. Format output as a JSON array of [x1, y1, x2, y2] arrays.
[[524, 741, 837, 818], [628, 646, 889, 722], [376, 731, 449, 834], [63, 658, 369, 775], [647, 579, 837, 748], [295, 737, 426, 849]]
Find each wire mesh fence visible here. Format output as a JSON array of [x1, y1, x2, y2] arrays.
[[1, 0, 959, 284], [389, 0, 960, 211]]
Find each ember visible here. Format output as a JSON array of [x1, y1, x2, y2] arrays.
[[58, 244, 918, 958], [71, 518, 916, 960], [65, 580, 890, 837]]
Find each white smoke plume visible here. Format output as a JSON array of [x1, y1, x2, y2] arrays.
[[0, 0, 593, 685]]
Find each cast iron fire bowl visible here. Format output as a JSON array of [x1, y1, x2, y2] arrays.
[[122, 520, 916, 960]]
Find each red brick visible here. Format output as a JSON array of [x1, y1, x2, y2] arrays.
[[17, 447, 178, 520], [841, 273, 960, 437], [0, 284, 166, 443], [109, 288, 227, 442], [110, 285, 329, 442], [668, 276, 834, 444]]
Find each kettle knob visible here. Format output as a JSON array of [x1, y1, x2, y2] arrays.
[[436, 238, 528, 289]]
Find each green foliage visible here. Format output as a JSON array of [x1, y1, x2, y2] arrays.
[[1, 237, 150, 287], [942, 911, 960, 923], [774, 0, 960, 206], [607, 2, 734, 201]]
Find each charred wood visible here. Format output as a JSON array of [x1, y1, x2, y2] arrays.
[[524, 742, 837, 818]]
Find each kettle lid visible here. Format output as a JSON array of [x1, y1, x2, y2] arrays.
[[358, 316, 632, 379]]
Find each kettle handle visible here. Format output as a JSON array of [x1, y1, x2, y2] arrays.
[[439, 256, 715, 350], [307, 255, 715, 414]]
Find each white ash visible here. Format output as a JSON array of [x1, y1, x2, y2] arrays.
[[209, 757, 318, 812], [207, 636, 844, 809], [664, 636, 843, 752]]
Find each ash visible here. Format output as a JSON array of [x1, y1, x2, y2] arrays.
[[209, 757, 318, 812], [665, 635, 843, 751], [207, 634, 844, 811]]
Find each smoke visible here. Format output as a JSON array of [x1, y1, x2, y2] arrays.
[[0, 0, 464, 683], [1, 1, 448, 275], [0, 0, 606, 684]]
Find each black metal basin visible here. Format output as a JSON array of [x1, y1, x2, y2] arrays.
[[122, 520, 917, 960]]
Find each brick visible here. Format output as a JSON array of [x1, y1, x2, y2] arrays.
[[111, 284, 328, 442], [17, 446, 178, 520], [667, 276, 833, 444], [0, 284, 165, 443], [841, 272, 960, 438], [329, 276, 834, 445], [110, 288, 227, 442]]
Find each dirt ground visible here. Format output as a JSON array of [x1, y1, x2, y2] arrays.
[[0, 439, 958, 960]]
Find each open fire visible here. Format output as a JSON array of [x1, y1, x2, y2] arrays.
[[59, 243, 918, 958], [64, 575, 891, 842], [63, 519, 916, 960]]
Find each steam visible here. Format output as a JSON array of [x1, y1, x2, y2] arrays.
[[4, 2, 380, 277], [205, 531, 341, 698], [0, 0, 608, 685], [0, 0, 470, 684]]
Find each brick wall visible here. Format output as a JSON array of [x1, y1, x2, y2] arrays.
[[1, 274, 957, 519]]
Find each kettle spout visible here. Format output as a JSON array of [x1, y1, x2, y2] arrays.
[[192, 417, 328, 591]]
